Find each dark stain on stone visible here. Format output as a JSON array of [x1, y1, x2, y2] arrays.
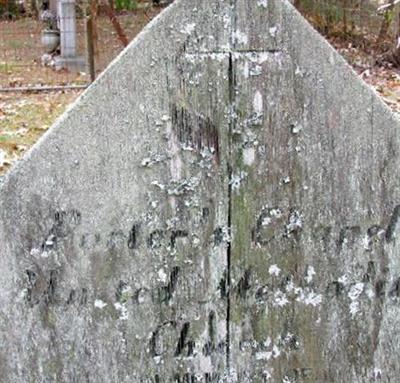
[[252, 208, 284, 245], [149, 321, 176, 357], [375, 279, 386, 299], [25, 268, 58, 307], [213, 227, 224, 246], [237, 269, 251, 299], [79, 235, 86, 248], [285, 368, 313, 381], [337, 226, 361, 253], [389, 278, 400, 298], [219, 271, 227, 298], [174, 373, 195, 383], [174, 322, 190, 356], [149, 331, 158, 357], [184, 373, 196, 383], [115, 280, 129, 302], [203, 340, 213, 356], [204, 373, 221, 383], [326, 281, 345, 298], [155, 266, 180, 304], [202, 311, 216, 356], [45, 270, 57, 304], [171, 104, 219, 162], [187, 340, 195, 356], [367, 225, 382, 238], [66, 289, 76, 305], [202, 207, 210, 221], [127, 223, 140, 249], [363, 261, 376, 283], [170, 230, 188, 249], [25, 269, 37, 305], [52, 209, 81, 238], [286, 334, 300, 351], [147, 230, 165, 249], [80, 288, 88, 306], [255, 285, 268, 303], [386, 205, 400, 242], [208, 310, 216, 343], [107, 230, 126, 250]]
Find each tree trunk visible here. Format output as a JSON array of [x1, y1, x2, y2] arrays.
[[377, 0, 395, 44], [343, 0, 348, 35], [105, 0, 129, 47], [90, 0, 99, 57], [293, 0, 301, 8], [390, 10, 400, 66]]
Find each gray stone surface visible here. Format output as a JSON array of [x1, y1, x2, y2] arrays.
[[54, 56, 86, 72], [1, 0, 400, 382]]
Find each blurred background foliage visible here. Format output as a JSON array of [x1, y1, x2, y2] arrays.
[[294, 0, 400, 62]]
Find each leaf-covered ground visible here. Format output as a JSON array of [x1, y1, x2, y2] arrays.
[[330, 37, 400, 114], [0, 91, 78, 174]]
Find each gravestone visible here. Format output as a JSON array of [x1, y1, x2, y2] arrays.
[[1, 0, 400, 382], [55, 0, 85, 71]]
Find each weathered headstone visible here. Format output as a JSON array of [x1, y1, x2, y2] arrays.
[[56, 0, 85, 71], [1, 0, 400, 382]]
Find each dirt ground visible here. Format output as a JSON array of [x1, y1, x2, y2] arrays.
[[1, 6, 400, 176]]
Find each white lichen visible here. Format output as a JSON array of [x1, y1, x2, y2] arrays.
[[137, 289, 146, 304], [366, 287, 375, 299], [166, 177, 200, 196], [296, 289, 323, 307], [273, 290, 289, 307], [257, 0, 268, 8], [30, 248, 40, 257], [373, 368, 382, 380], [269, 26, 278, 37], [151, 181, 165, 190], [233, 30, 248, 45], [94, 299, 107, 309], [157, 268, 168, 283], [45, 234, 55, 247], [256, 351, 272, 361], [291, 123, 302, 134], [286, 211, 303, 233], [262, 369, 272, 380], [243, 147, 255, 166], [269, 264, 281, 277], [305, 266, 316, 284], [362, 234, 370, 250], [230, 171, 248, 191], [180, 23, 196, 35], [348, 282, 364, 301], [348, 282, 364, 317], [253, 91, 263, 115], [114, 302, 129, 321], [272, 345, 281, 358], [140, 154, 167, 168]]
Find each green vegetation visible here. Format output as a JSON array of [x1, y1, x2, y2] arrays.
[[115, 0, 138, 11]]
